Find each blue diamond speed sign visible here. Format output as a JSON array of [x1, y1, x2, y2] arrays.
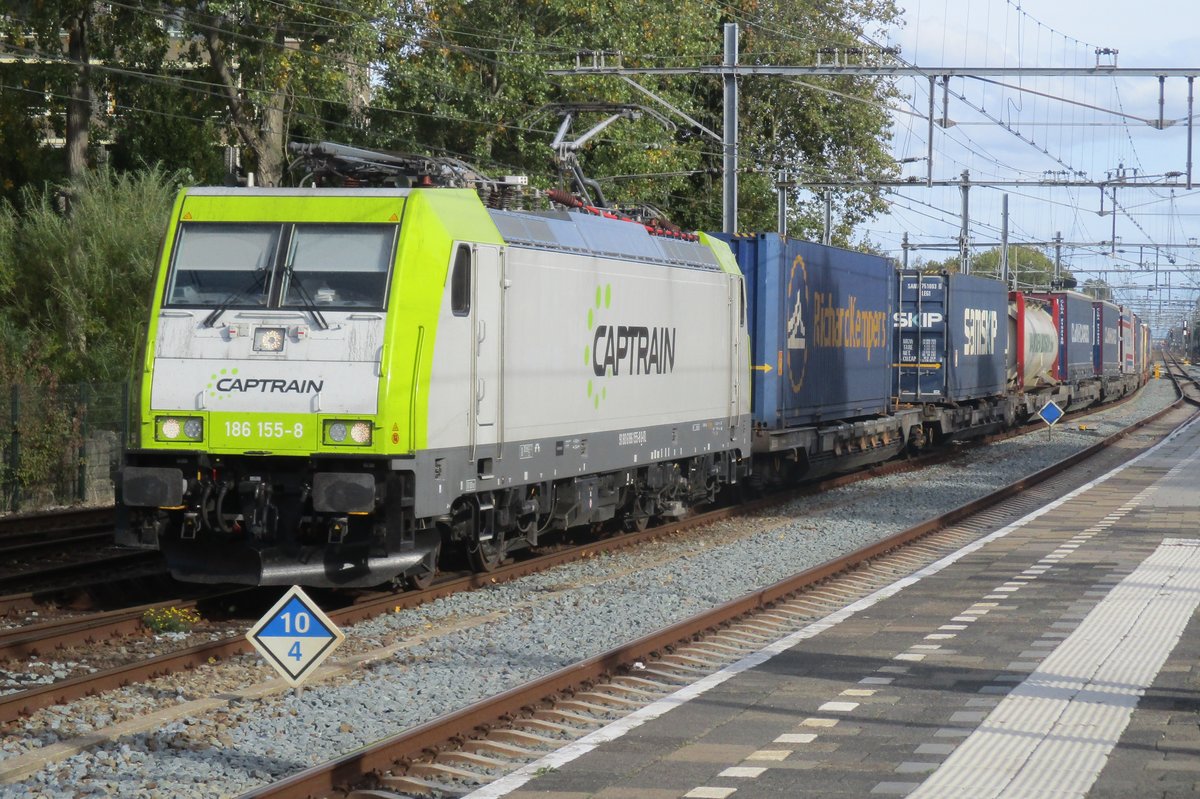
[[1037, 400, 1065, 427], [246, 586, 344, 687]]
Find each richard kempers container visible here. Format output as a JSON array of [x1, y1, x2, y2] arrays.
[[718, 234, 894, 429]]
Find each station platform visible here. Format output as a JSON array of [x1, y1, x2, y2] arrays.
[[471, 412, 1200, 799]]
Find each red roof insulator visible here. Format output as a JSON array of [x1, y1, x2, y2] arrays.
[[547, 188, 585, 208]]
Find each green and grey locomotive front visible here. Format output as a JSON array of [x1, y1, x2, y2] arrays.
[[118, 186, 751, 587]]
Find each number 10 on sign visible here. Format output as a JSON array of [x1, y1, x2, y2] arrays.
[[246, 585, 345, 687]]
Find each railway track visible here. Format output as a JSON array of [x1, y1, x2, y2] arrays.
[[0, 372, 1181, 732], [222, 367, 1191, 799], [0, 507, 115, 563], [0, 507, 114, 540], [0, 505, 163, 601]]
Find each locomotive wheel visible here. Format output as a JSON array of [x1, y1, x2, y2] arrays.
[[407, 542, 441, 590], [621, 496, 652, 533], [468, 536, 505, 572], [623, 514, 650, 533]]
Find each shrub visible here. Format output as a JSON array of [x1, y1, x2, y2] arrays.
[[142, 606, 203, 634]]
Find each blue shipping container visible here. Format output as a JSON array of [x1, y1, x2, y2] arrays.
[[1092, 300, 1121, 377], [717, 234, 894, 428], [895, 272, 1007, 402]]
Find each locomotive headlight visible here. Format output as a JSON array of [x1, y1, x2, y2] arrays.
[[253, 326, 286, 352], [323, 420, 372, 446], [156, 416, 204, 442], [183, 418, 204, 439]]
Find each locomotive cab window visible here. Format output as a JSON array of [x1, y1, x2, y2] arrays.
[[282, 224, 395, 310], [450, 244, 471, 316], [165, 223, 280, 307]]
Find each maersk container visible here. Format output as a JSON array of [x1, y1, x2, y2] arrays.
[[895, 271, 1007, 403], [1025, 290, 1094, 384], [1092, 300, 1121, 377], [717, 234, 893, 428]]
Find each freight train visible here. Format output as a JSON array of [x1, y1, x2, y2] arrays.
[[116, 142, 1152, 588]]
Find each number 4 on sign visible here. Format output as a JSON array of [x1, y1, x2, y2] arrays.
[[246, 585, 345, 688]]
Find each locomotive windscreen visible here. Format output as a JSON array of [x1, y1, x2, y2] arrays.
[[165, 222, 397, 310]]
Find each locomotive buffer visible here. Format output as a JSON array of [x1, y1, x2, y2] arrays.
[[246, 586, 345, 687]]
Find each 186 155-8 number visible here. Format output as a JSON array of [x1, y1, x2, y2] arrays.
[[225, 421, 304, 438]]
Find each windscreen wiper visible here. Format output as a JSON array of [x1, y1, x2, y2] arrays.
[[283, 266, 330, 330], [202, 269, 268, 328]]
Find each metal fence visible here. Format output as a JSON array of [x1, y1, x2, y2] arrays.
[[1, 383, 131, 513]]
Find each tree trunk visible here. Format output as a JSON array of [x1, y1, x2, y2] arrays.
[[65, 8, 91, 179], [253, 25, 288, 187], [202, 19, 287, 186], [255, 93, 286, 187]]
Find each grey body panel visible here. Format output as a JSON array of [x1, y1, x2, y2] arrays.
[[403, 414, 749, 518]]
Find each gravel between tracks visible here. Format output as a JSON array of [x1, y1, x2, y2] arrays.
[[0, 379, 1181, 799]]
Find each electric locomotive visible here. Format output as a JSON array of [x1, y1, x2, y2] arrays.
[[117, 143, 751, 587]]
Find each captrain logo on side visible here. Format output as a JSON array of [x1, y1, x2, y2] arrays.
[[785, 254, 889, 393], [584, 283, 677, 410]]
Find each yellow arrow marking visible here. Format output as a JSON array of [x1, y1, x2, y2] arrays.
[[751, 364, 774, 373]]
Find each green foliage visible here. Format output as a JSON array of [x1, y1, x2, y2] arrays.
[[105, 84, 228, 184], [2, 379, 81, 507], [1081, 278, 1113, 301], [152, 0, 393, 185], [3, 1, 391, 187], [0, 167, 184, 384]]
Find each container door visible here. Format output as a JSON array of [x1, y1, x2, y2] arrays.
[[472, 245, 502, 453]]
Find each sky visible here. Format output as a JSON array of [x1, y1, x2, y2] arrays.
[[858, 0, 1199, 332]]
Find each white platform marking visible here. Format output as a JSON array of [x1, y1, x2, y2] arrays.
[[909, 539, 1200, 798], [775, 733, 818, 743], [818, 701, 859, 712], [685, 788, 737, 799]]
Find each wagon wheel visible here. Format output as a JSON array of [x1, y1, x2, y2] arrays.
[[407, 541, 442, 590]]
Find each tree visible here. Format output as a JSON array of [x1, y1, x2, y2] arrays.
[[2, 2, 392, 190], [2, 1, 99, 180], [1080, 278, 1113, 301], [921, 245, 1072, 290], [118, 1, 393, 186], [0, 167, 185, 383], [375, 0, 901, 236]]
